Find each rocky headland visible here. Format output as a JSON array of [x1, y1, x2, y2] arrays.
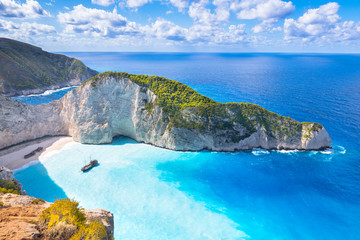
[[0, 72, 331, 151], [0, 38, 98, 96]]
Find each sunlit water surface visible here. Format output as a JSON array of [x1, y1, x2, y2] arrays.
[[14, 53, 360, 239]]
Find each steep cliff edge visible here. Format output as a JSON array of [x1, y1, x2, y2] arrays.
[[0, 72, 331, 151], [0, 38, 98, 96], [0, 94, 66, 149]]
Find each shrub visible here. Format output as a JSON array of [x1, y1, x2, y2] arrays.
[[0, 180, 20, 195], [40, 198, 86, 230], [40, 198, 109, 240], [32, 198, 45, 204], [44, 222, 77, 240], [0, 201, 3, 207], [0, 179, 18, 190], [70, 220, 107, 240]]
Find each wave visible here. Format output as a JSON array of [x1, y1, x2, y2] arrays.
[[276, 149, 300, 155], [320, 150, 333, 155], [252, 149, 270, 156], [16, 86, 77, 98], [320, 146, 347, 155], [336, 145, 347, 154]]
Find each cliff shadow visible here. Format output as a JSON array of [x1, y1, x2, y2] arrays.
[[111, 135, 140, 146], [14, 162, 67, 202]]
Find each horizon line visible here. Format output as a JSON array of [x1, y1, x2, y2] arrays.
[[55, 51, 360, 55]]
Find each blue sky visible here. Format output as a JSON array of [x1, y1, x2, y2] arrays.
[[0, 0, 359, 52]]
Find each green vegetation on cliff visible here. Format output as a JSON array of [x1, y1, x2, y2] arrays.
[[0, 179, 20, 195], [85, 71, 215, 117], [85, 71, 323, 142], [0, 38, 98, 94]]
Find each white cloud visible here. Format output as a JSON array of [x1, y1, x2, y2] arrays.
[[252, 19, 281, 33], [92, 0, 115, 7], [0, 19, 55, 36], [298, 2, 340, 25], [123, 0, 187, 10], [219, 24, 247, 43], [140, 16, 248, 45], [188, 0, 227, 25], [126, 0, 150, 8], [169, 0, 188, 12], [232, 0, 294, 20], [58, 5, 139, 38], [185, 23, 247, 45], [185, 0, 249, 45], [150, 18, 187, 41], [284, 2, 360, 43], [0, 0, 50, 18]]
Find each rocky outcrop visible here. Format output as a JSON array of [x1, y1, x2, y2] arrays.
[[0, 168, 114, 240], [84, 209, 114, 238], [0, 166, 25, 194], [0, 72, 332, 151], [0, 193, 49, 240], [0, 38, 98, 96], [0, 193, 114, 240]]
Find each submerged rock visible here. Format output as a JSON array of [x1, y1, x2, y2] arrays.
[[0, 72, 332, 151]]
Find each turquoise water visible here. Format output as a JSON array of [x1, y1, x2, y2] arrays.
[[12, 87, 76, 105], [14, 53, 360, 239]]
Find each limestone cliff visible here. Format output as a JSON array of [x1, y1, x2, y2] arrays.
[[0, 72, 331, 151], [0, 94, 66, 148]]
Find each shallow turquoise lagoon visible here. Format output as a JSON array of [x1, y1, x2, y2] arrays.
[[14, 53, 360, 239]]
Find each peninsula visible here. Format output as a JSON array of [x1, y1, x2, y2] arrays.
[[0, 72, 331, 151], [0, 38, 98, 96]]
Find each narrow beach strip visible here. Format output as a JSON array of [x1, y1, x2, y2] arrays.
[[0, 136, 74, 170]]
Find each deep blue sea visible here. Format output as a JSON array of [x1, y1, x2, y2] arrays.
[[14, 53, 360, 239]]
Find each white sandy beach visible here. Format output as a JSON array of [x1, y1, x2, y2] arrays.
[[0, 136, 74, 170]]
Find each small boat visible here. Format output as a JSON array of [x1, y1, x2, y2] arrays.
[[24, 147, 44, 159], [24, 151, 36, 159], [81, 160, 99, 172], [36, 147, 43, 152]]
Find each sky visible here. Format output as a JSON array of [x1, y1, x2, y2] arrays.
[[0, 0, 360, 52]]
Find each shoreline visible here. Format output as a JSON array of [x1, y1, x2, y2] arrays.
[[7, 85, 77, 98], [0, 136, 74, 170]]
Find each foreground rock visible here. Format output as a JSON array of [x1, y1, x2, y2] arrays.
[[0, 168, 114, 240], [0, 72, 331, 151], [0, 194, 114, 240], [0, 193, 49, 240], [0, 38, 98, 96]]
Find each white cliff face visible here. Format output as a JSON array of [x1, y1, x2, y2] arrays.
[[0, 95, 66, 149], [0, 76, 332, 151]]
